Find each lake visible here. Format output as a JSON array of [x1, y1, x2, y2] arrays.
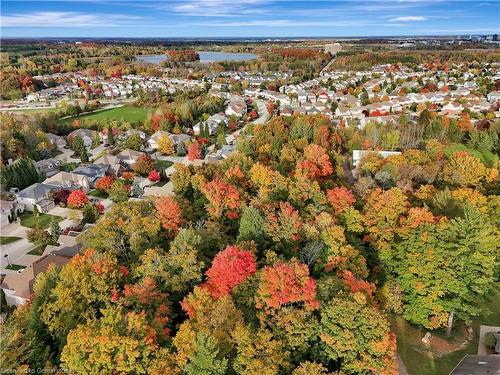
[[137, 51, 257, 64]]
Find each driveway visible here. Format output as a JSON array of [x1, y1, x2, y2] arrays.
[[0, 221, 37, 273]]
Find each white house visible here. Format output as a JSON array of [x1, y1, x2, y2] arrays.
[[352, 150, 401, 167]]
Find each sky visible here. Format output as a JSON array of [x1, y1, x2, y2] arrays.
[[1, 0, 499, 38]]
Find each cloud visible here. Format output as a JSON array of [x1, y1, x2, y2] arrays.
[[166, 0, 267, 17], [389, 16, 427, 21], [1, 11, 141, 27]]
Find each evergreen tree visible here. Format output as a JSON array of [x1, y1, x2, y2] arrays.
[[107, 126, 115, 145]]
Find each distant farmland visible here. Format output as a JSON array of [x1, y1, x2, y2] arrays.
[[58, 106, 152, 125]]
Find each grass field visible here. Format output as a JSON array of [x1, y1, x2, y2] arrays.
[[19, 212, 63, 229], [444, 143, 499, 167], [58, 106, 152, 125], [0, 236, 21, 245], [393, 285, 500, 375]]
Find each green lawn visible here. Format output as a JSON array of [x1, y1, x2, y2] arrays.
[[0, 236, 21, 245], [6, 264, 25, 271], [444, 143, 499, 167], [393, 285, 500, 375], [28, 244, 46, 256], [19, 212, 63, 229], [58, 106, 152, 125], [88, 190, 109, 198]]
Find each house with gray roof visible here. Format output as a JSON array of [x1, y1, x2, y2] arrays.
[[15, 183, 59, 212]]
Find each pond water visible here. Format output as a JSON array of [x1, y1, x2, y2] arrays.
[[137, 51, 257, 64]]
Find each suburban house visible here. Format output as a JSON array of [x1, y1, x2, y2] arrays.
[[15, 183, 59, 212], [225, 95, 247, 118], [32, 158, 61, 178], [67, 128, 97, 148], [121, 129, 147, 143], [193, 113, 228, 135], [486, 91, 500, 103], [46, 133, 67, 149], [73, 164, 108, 187], [352, 149, 402, 167], [93, 154, 125, 176], [44, 171, 91, 192], [0, 200, 18, 228], [441, 102, 464, 115], [116, 149, 143, 167], [169, 133, 192, 148], [1, 235, 81, 306]]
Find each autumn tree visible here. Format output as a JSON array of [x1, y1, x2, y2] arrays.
[[441, 151, 487, 188], [363, 187, 409, 253], [326, 186, 356, 215], [265, 202, 303, 243], [232, 324, 289, 375], [61, 306, 159, 374], [319, 294, 397, 375], [95, 176, 114, 193], [158, 134, 175, 156], [256, 259, 319, 314], [200, 178, 241, 219], [155, 196, 183, 235], [176, 287, 244, 362], [40, 249, 124, 342], [82, 201, 161, 262], [187, 142, 202, 161], [135, 229, 204, 293], [297, 144, 333, 179], [133, 154, 155, 176], [148, 169, 161, 182], [203, 245, 257, 298], [108, 180, 130, 203], [67, 190, 88, 208]]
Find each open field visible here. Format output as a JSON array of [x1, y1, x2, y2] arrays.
[[58, 106, 152, 125]]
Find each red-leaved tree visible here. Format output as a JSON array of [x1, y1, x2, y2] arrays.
[[327, 187, 356, 215], [95, 176, 115, 192], [297, 144, 333, 179], [256, 259, 319, 313], [203, 245, 257, 298], [148, 170, 161, 182], [200, 178, 241, 219], [187, 142, 202, 161], [67, 190, 89, 208]]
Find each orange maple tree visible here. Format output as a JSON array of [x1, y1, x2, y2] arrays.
[[256, 259, 319, 313], [67, 189, 89, 208], [154, 196, 183, 235], [203, 245, 257, 298]]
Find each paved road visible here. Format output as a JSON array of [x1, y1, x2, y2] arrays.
[[319, 54, 338, 76], [254, 100, 270, 125]]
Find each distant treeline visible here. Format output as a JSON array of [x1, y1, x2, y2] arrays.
[[332, 49, 500, 70], [166, 50, 200, 62]]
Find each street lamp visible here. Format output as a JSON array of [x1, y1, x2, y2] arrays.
[[3, 254, 11, 267]]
